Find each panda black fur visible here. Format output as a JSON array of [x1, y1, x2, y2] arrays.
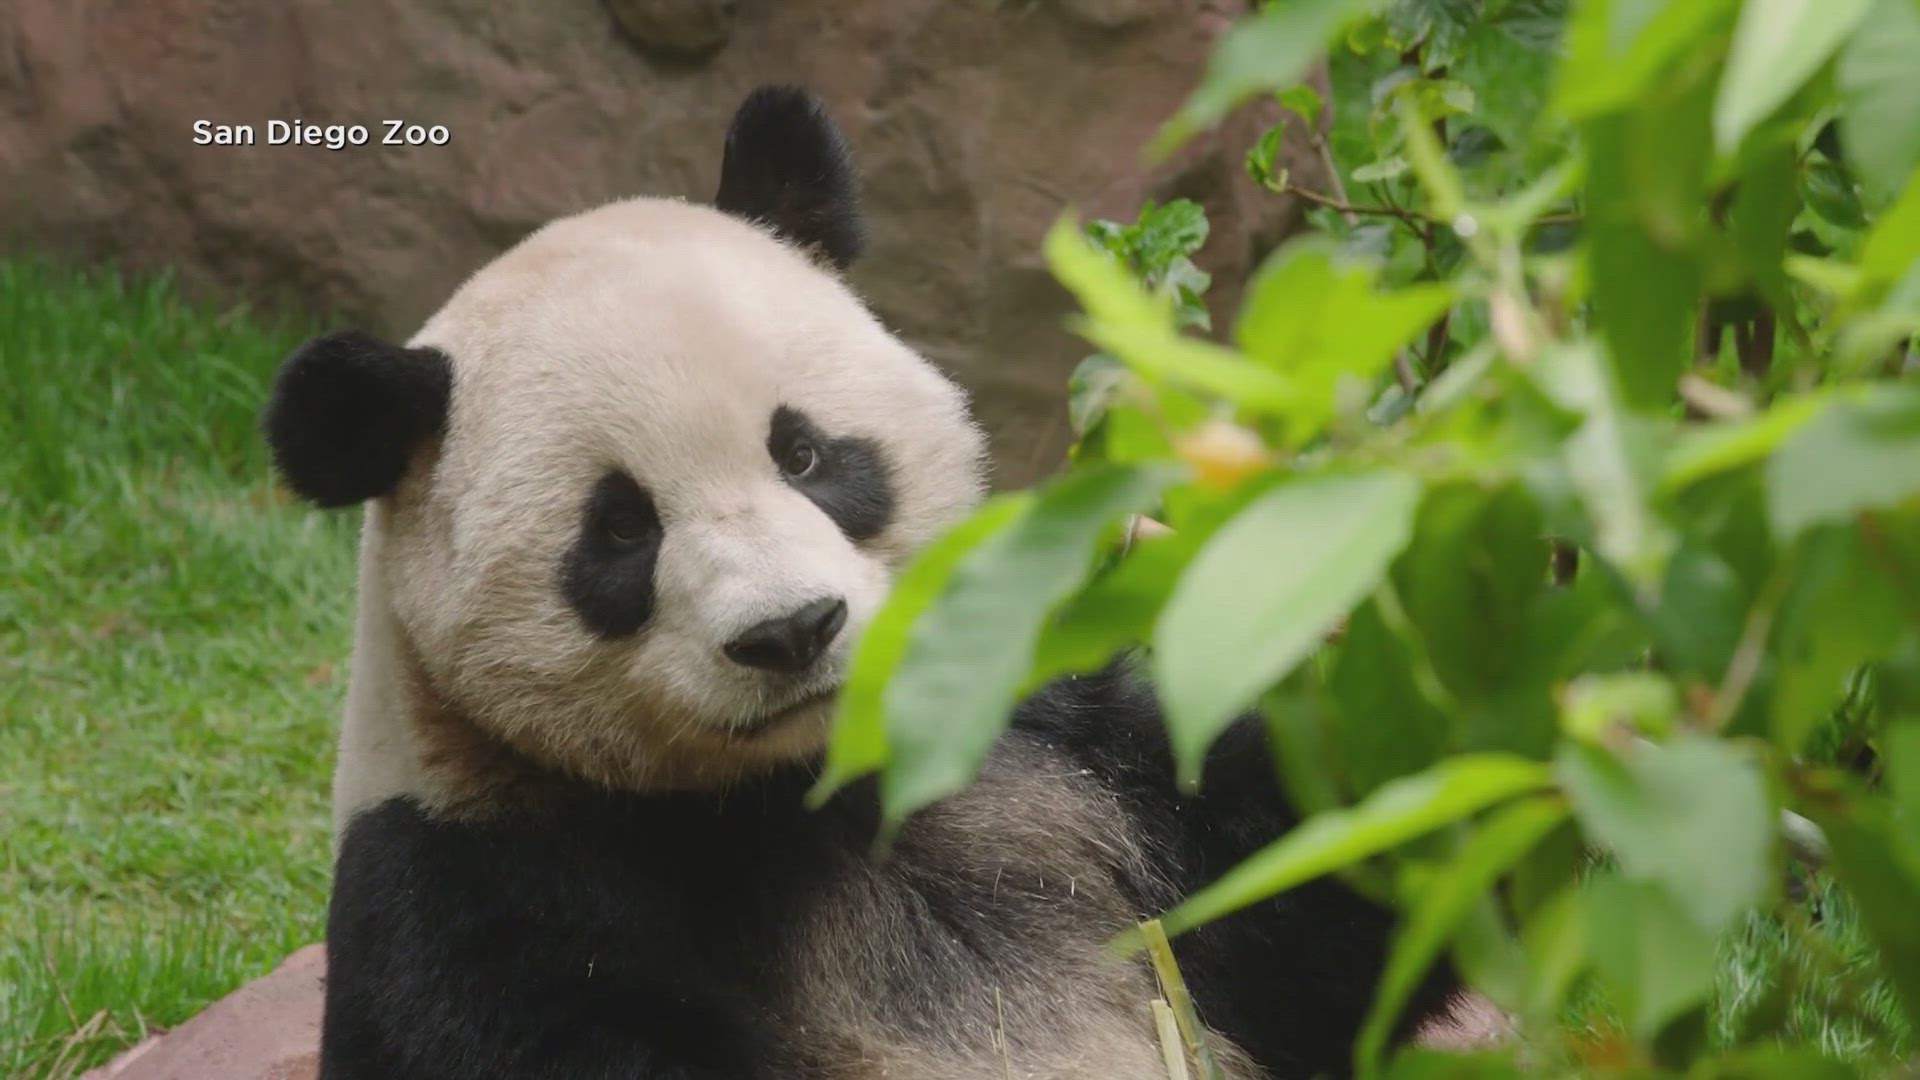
[[266, 85, 1454, 1080]]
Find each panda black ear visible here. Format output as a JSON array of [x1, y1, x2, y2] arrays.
[[713, 84, 864, 270], [263, 330, 452, 508]]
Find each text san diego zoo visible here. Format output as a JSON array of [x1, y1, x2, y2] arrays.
[[192, 120, 451, 150]]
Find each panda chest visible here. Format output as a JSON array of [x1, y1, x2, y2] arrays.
[[574, 782, 1172, 1078]]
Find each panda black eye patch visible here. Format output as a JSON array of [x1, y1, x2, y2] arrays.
[[767, 405, 893, 542], [560, 469, 664, 639]]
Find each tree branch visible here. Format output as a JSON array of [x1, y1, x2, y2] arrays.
[[1285, 183, 1580, 230]]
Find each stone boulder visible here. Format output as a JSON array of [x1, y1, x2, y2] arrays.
[[81, 945, 1508, 1078], [0, 0, 1324, 486]]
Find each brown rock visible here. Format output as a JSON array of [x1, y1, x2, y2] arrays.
[[1051, 0, 1179, 30], [0, 0, 1323, 488], [81, 945, 324, 1080], [77, 946, 1507, 1078], [604, 0, 738, 58]]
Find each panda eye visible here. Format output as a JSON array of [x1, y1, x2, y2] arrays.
[[780, 441, 820, 479], [603, 515, 650, 546]]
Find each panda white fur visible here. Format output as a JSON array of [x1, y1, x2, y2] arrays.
[[264, 86, 1452, 1080]]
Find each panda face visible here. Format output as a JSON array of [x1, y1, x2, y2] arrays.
[[267, 88, 989, 793]]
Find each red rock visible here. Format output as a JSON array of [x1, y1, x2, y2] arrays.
[[0, 0, 1325, 488], [604, 0, 738, 57], [79, 944, 1503, 1078], [81, 946, 324, 1080]]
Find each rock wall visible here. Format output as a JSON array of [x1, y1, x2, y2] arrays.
[[0, 0, 1322, 486]]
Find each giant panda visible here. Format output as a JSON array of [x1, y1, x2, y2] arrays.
[[264, 85, 1454, 1080]]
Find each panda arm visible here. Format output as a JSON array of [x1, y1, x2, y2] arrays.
[[1011, 661, 1301, 859], [1012, 662, 1454, 1077], [321, 798, 770, 1080]]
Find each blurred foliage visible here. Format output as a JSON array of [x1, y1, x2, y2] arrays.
[[828, 0, 1920, 1074]]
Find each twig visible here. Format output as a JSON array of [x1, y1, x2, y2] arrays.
[[1305, 117, 1359, 229], [1285, 183, 1582, 231], [1780, 809, 1830, 870], [1140, 919, 1224, 1080], [1153, 1000, 1192, 1080], [46, 1010, 112, 1080], [1423, 307, 1452, 370], [1678, 374, 1755, 420], [1703, 553, 1796, 731], [1286, 184, 1431, 226], [1741, 308, 1777, 378], [1393, 351, 1421, 393], [42, 948, 81, 1030]]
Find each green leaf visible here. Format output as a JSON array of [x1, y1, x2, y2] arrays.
[[1804, 157, 1870, 230], [1382, 1048, 1525, 1080], [1559, 671, 1681, 742], [1397, 96, 1472, 225], [1156, 0, 1371, 156], [1156, 753, 1553, 936], [815, 494, 1032, 802], [1392, 483, 1549, 706], [1729, 133, 1803, 301], [1659, 393, 1830, 494], [1649, 543, 1747, 681], [1890, 720, 1920, 847], [1047, 217, 1300, 413], [1246, 123, 1289, 192], [1766, 382, 1920, 541], [1518, 882, 1589, 1019], [1330, 600, 1453, 797], [1234, 239, 1453, 442], [1262, 679, 1347, 818], [1837, 0, 1920, 202], [1277, 83, 1326, 124], [1785, 252, 1863, 296], [1490, 0, 1569, 51], [1555, 736, 1773, 933], [1536, 343, 1675, 590], [1135, 199, 1211, 273], [1771, 525, 1907, 750], [1354, 796, 1569, 1076], [1700, 1048, 1860, 1080], [1716, 0, 1874, 151], [1154, 472, 1424, 785], [1447, 125, 1507, 170], [1384, 77, 1479, 125], [1027, 474, 1282, 692], [1066, 353, 1128, 437], [1450, 892, 1534, 1014], [1584, 870, 1722, 1039], [878, 464, 1182, 828], [1352, 156, 1413, 183], [1488, 157, 1583, 237], [1583, 106, 1707, 409], [1554, 0, 1738, 119], [1857, 166, 1920, 300]]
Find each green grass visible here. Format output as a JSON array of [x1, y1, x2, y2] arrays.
[[1532, 872, 1914, 1074], [0, 261, 356, 1078], [1715, 875, 1912, 1065]]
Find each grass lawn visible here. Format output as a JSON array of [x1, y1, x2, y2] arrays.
[[0, 259, 1909, 1077], [1, 261, 356, 1078]]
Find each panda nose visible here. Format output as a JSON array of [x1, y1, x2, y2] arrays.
[[723, 596, 848, 674]]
